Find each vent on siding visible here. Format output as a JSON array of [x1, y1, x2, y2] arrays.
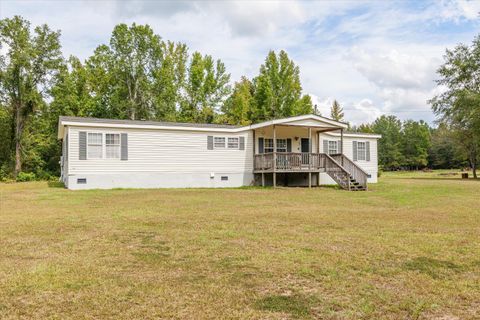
[[77, 178, 87, 184], [367, 174, 372, 178], [221, 176, 228, 181]]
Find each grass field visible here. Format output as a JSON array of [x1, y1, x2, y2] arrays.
[[0, 171, 479, 319]]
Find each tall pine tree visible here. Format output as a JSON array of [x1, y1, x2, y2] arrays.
[[330, 100, 344, 121]]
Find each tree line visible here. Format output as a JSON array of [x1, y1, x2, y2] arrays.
[[0, 16, 478, 180], [0, 16, 313, 179]]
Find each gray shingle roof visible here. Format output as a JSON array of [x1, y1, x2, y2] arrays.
[[59, 116, 241, 129]]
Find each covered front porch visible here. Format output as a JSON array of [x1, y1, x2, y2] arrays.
[[250, 115, 368, 190]]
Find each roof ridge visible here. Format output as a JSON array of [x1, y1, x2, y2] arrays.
[[58, 116, 241, 129]]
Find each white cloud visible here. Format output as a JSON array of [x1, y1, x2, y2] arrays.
[[349, 47, 439, 90], [1, 0, 478, 125], [434, 0, 480, 21]]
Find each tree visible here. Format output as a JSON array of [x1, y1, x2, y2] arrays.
[[180, 52, 231, 123], [0, 105, 12, 175], [356, 123, 374, 133], [371, 115, 404, 170], [428, 123, 466, 169], [430, 35, 480, 178], [153, 41, 187, 121], [50, 56, 96, 119], [220, 77, 255, 125], [252, 50, 312, 121], [401, 120, 431, 169], [0, 16, 63, 177], [330, 99, 344, 121], [107, 23, 163, 120]]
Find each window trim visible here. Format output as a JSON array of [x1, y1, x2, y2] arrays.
[[105, 133, 121, 159], [213, 136, 242, 150], [86, 131, 122, 160], [87, 132, 103, 160], [227, 137, 239, 149], [264, 138, 287, 153], [357, 141, 367, 161], [213, 136, 226, 149], [328, 140, 338, 155]]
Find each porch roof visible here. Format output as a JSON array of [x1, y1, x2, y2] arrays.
[[250, 114, 348, 130]]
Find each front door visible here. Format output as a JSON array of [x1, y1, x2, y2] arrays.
[[301, 138, 309, 165]]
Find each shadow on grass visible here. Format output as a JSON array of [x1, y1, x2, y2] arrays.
[[254, 294, 317, 318], [403, 257, 462, 278], [47, 181, 65, 188]]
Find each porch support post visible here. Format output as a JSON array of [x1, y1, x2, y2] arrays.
[[308, 127, 312, 188], [340, 128, 344, 154], [340, 128, 344, 166], [273, 125, 277, 188], [253, 129, 256, 177], [262, 172, 265, 187]]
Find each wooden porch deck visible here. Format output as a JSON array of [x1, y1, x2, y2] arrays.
[[254, 152, 369, 191]]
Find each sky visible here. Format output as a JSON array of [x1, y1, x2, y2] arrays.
[[1, 0, 479, 125]]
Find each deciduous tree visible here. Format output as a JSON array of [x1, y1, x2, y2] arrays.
[[430, 35, 480, 178], [180, 52, 231, 123], [371, 115, 404, 170], [252, 50, 312, 121], [0, 16, 63, 177]]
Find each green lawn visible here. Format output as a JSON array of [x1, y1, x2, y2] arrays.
[[0, 171, 479, 319]]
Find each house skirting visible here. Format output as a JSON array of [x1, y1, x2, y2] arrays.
[[66, 172, 254, 190]]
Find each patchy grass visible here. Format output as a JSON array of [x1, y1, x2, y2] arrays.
[[0, 171, 479, 319]]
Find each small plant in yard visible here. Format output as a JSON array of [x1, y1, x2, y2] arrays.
[[15, 172, 37, 182]]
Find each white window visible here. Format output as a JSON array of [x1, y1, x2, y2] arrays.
[[357, 142, 366, 161], [265, 139, 274, 153], [106, 133, 120, 159], [87, 133, 103, 159], [264, 139, 287, 153], [328, 141, 338, 155], [214, 137, 226, 148], [228, 137, 239, 149], [276, 139, 287, 153]]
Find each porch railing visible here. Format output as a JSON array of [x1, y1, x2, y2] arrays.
[[254, 152, 327, 172]]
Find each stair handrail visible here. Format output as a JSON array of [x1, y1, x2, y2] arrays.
[[330, 153, 368, 190], [324, 153, 351, 190], [331, 153, 369, 175]]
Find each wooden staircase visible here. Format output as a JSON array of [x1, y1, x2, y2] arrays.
[[324, 154, 368, 191]]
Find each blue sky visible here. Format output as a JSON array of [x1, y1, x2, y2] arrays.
[[1, 0, 479, 125]]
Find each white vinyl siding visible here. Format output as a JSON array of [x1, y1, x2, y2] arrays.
[[68, 126, 253, 174]]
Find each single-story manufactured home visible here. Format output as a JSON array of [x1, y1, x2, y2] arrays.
[[58, 114, 381, 190]]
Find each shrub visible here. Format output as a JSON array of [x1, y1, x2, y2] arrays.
[[16, 172, 37, 182], [0, 167, 8, 182]]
